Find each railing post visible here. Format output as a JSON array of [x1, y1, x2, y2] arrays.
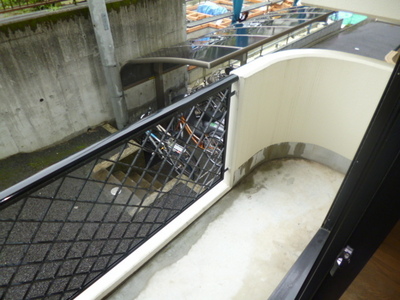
[[88, 0, 129, 130]]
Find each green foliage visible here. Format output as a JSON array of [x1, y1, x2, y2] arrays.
[[0, 0, 74, 11], [1, 0, 43, 8]]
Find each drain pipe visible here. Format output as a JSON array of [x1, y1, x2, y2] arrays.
[[88, 0, 128, 130]]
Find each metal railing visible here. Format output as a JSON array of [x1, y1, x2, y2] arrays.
[[0, 74, 238, 299], [186, 0, 287, 28]]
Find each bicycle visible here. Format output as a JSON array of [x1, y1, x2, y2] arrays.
[[139, 111, 198, 179], [174, 90, 227, 167], [173, 68, 232, 167]]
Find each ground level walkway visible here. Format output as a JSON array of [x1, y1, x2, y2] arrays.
[[309, 19, 400, 61]]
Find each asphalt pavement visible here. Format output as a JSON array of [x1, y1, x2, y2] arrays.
[[0, 125, 111, 192], [309, 19, 400, 61]]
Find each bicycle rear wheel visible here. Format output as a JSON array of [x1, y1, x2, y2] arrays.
[[168, 151, 199, 180], [203, 132, 224, 167]]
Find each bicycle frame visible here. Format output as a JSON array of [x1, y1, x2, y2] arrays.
[[142, 122, 197, 179], [175, 109, 225, 167]]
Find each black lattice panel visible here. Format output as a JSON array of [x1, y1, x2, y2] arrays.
[[0, 79, 233, 299]]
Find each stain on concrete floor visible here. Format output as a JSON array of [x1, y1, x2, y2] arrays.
[[107, 158, 345, 300]]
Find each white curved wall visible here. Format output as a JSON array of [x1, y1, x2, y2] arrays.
[[227, 49, 393, 183]]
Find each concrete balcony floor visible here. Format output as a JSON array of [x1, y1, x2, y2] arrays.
[[107, 158, 345, 300]]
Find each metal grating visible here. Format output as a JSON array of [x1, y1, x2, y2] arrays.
[[0, 75, 237, 299]]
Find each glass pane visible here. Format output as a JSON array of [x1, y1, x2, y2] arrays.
[[144, 45, 238, 63], [190, 35, 267, 48], [134, 7, 333, 66]]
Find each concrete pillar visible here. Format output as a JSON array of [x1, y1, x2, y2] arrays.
[[88, 0, 129, 129]]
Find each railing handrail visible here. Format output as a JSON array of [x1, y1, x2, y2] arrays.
[[0, 74, 238, 208]]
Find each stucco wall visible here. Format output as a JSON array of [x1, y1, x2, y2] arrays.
[[0, 0, 186, 159], [227, 49, 393, 184]]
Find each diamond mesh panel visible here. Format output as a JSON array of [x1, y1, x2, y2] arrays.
[[0, 79, 233, 299]]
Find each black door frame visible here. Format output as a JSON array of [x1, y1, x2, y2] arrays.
[[270, 57, 400, 299], [300, 57, 400, 299]]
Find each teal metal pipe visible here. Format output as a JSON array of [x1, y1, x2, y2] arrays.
[[232, 0, 244, 24]]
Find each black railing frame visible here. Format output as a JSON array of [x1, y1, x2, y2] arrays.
[[0, 74, 238, 209]]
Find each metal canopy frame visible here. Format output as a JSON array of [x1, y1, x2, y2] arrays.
[[125, 11, 334, 69], [217, 25, 293, 30], [186, 0, 286, 28], [123, 7, 334, 108]]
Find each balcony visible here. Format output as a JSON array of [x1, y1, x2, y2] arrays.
[[106, 49, 393, 299], [0, 47, 394, 299], [106, 157, 345, 300]]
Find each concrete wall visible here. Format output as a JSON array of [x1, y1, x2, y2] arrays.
[[0, 0, 186, 159], [226, 49, 393, 184]]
